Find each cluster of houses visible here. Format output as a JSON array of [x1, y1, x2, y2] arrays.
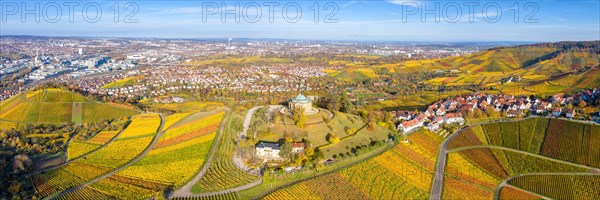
[[393, 110, 465, 133], [392, 88, 600, 133], [255, 141, 305, 160]]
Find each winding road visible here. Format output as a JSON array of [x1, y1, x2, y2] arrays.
[[45, 113, 165, 200], [171, 108, 232, 197], [430, 116, 600, 200]]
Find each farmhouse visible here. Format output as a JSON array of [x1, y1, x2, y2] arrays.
[[256, 142, 281, 159]]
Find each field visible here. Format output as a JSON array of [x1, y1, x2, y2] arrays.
[[67, 130, 121, 160], [147, 101, 224, 113], [193, 113, 259, 193], [33, 113, 161, 198], [365, 90, 473, 111], [442, 148, 589, 199], [326, 68, 378, 82], [448, 118, 549, 154], [80, 114, 161, 168], [56, 110, 225, 199], [509, 174, 600, 199], [440, 117, 600, 199], [262, 129, 441, 199], [541, 119, 600, 168], [101, 76, 144, 89], [498, 186, 542, 200], [0, 89, 139, 126]]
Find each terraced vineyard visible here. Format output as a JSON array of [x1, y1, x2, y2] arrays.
[[443, 148, 589, 199], [193, 114, 258, 193], [541, 119, 600, 168], [262, 129, 441, 199], [498, 185, 542, 200], [448, 118, 550, 153], [171, 192, 240, 200], [58, 111, 225, 199], [509, 174, 600, 199], [442, 117, 599, 199], [67, 129, 123, 160], [32, 114, 161, 198]]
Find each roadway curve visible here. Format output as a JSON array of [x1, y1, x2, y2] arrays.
[[46, 113, 165, 200], [430, 116, 600, 200], [430, 117, 535, 199], [171, 108, 232, 197], [241, 106, 264, 138]]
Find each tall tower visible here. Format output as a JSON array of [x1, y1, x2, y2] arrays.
[[228, 38, 232, 49], [78, 48, 84, 55]]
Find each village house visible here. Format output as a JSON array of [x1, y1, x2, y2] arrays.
[[397, 117, 424, 133], [507, 110, 522, 118], [291, 142, 305, 154], [444, 113, 465, 125], [394, 110, 413, 121], [426, 116, 444, 132]]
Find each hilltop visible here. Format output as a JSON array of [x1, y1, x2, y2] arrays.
[[0, 88, 140, 129]]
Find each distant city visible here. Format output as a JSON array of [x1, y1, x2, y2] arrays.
[[0, 36, 521, 101]]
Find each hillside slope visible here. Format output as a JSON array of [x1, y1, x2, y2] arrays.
[[0, 88, 139, 126]]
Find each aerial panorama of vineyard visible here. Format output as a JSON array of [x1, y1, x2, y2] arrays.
[[1, 41, 600, 200]]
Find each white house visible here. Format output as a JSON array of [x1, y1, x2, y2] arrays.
[[426, 116, 444, 132], [256, 142, 281, 159], [398, 117, 424, 133], [444, 113, 465, 125]]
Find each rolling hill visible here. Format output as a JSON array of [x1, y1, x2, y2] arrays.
[[0, 88, 140, 128]]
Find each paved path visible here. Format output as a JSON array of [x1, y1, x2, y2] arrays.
[[241, 106, 264, 138], [45, 113, 165, 200], [171, 108, 232, 197], [429, 126, 464, 200]]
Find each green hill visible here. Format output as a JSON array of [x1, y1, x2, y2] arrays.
[[0, 88, 140, 127]]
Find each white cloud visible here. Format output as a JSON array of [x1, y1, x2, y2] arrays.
[[386, 0, 422, 7]]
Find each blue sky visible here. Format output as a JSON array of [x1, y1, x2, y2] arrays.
[[1, 0, 599, 41]]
